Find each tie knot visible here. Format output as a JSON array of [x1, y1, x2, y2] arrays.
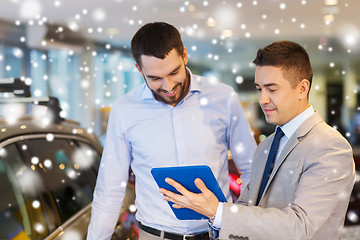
[[274, 127, 284, 140]]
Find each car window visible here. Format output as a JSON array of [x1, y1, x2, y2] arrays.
[[0, 143, 50, 240], [0, 136, 101, 240], [17, 138, 100, 223]]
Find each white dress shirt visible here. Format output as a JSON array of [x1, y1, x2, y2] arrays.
[[87, 68, 257, 239]]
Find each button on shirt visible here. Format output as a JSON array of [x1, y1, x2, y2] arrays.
[[87, 68, 257, 239], [212, 105, 315, 229]]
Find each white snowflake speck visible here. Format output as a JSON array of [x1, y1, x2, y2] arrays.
[[32, 200, 41, 209], [92, 8, 106, 22], [67, 169, 77, 179], [230, 205, 239, 213], [235, 76, 244, 84], [129, 204, 137, 213], [200, 97, 208, 106], [46, 133, 54, 141], [44, 159, 52, 168], [0, 148, 7, 157], [235, 142, 245, 154], [34, 222, 45, 234], [31, 157, 39, 165], [120, 181, 127, 188], [347, 210, 359, 223], [338, 191, 348, 200]]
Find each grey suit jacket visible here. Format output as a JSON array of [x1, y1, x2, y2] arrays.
[[220, 112, 355, 240]]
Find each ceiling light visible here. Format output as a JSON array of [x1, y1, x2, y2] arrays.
[[323, 14, 335, 25], [106, 28, 119, 35], [221, 29, 233, 38], [325, 0, 337, 6], [188, 4, 196, 12]]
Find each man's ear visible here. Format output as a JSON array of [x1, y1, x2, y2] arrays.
[[298, 79, 310, 99], [183, 47, 188, 65], [135, 62, 142, 74]]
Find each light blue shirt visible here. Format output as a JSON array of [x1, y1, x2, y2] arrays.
[[87, 69, 257, 239], [213, 105, 315, 228]]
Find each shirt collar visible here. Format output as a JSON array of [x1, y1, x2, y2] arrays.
[[141, 67, 201, 101], [279, 105, 315, 139]]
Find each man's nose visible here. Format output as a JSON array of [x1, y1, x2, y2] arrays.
[[162, 78, 176, 92], [258, 92, 270, 105]]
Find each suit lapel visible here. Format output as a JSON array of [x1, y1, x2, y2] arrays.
[[259, 112, 324, 204]]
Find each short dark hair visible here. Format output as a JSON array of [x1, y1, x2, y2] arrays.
[[252, 40, 313, 90], [131, 22, 184, 68]]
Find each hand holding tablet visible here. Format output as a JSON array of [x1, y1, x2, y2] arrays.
[[151, 165, 227, 220]]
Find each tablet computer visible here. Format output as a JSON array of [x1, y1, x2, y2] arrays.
[[151, 165, 227, 220]]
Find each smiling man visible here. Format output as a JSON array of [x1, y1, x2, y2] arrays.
[[87, 22, 256, 240], [161, 40, 355, 240]]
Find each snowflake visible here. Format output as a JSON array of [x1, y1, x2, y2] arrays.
[[200, 97, 208, 106], [0, 148, 7, 157], [230, 205, 239, 213], [235, 142, 245, 154], [32, 200, 41, 209], [120, 181, 127, 188]]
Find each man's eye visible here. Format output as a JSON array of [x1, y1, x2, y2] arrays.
[[256, 88, 261, 92], [268, 89, 276, 93], [170, 71, 178, 76]]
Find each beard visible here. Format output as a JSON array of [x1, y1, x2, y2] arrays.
[[150, 79, 188, 106], [145, 68, 190, 106]]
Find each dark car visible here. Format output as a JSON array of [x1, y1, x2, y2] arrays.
[[0, 78, 138, 240]]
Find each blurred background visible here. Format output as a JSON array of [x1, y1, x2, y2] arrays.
[[0, 0, 359, 142]]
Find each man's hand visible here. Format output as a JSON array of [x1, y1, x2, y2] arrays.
[[159, 177, 220, 218]]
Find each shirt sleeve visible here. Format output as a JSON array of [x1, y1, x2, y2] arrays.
[[227, 90, 257, 192], [87, 106, 132, 240], [213, 202, 224, 228]]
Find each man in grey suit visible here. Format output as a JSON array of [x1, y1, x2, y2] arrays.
[[160, 40, 356, 240]]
